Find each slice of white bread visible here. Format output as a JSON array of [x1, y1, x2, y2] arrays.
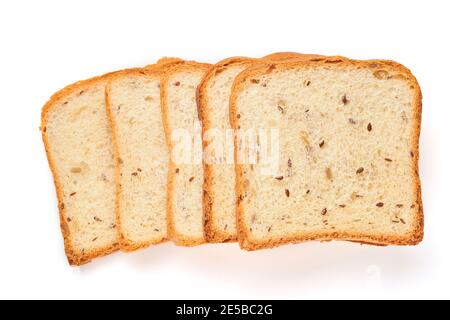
[[105, 65, 177, 252], [230, 56, 423, 249], [198, 53, 324, 243], [41, 72, 120, 265], [161, 61, 211, 246]]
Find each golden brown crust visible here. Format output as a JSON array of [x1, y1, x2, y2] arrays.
[[156, 57, 184, 66], [41, 71, 124, 266], [144, 57, 184, 70], [229, 56, 424, 250], [262, 52, 324, 62], [197, 57, 257, 243], [160, 61, 211, 246]]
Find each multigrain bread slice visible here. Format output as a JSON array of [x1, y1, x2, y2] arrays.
[[198, 57, 257, 242], [41, 72, 120, 265], [106, 65, 176, 252], [198, 53, 324, 243], [160, 61, 211, 246], [230, 56, 423, 250]]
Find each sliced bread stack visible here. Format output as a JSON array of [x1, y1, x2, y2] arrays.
[[42, 53, 423, 265]]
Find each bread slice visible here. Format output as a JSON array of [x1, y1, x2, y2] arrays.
[[230, 56, 423, 249], [41, 72, 120, 265], [106, 65, 175, 252], [160, 61, 211, 246], [198, 57, 256, 242], [198, 54, 324, 243]]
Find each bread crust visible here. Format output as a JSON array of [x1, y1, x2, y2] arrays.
[[263, 52, 324, 62], [160, 61, 211, 246], [229, 56, 424, 250], [41, 71, 124, 265], [105, 65, 179, 253]]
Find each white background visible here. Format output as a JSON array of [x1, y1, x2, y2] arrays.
[[0, 0, 448, 300]]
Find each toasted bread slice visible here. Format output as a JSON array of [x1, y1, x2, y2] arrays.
[[160, 61, 211, 246], [230, 56, 423, 249]]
